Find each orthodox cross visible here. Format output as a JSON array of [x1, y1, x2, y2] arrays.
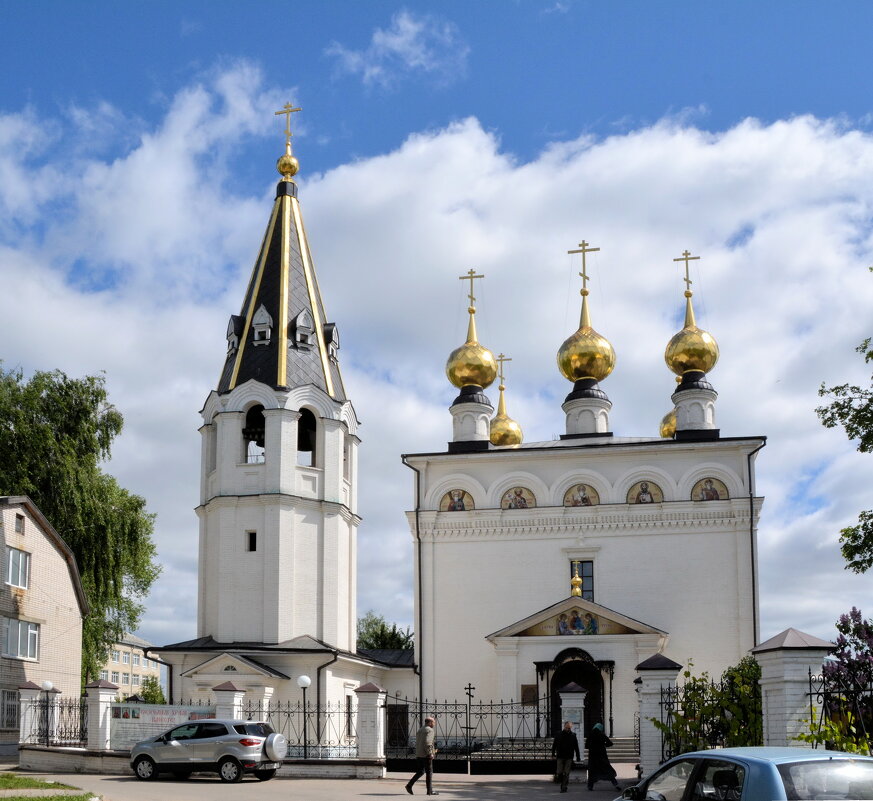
[[495, 353, 512, 384], [567, 240, 600, 291], [274, 102, 302, 146], [464, 683, 476, 703], [459, 269, 485, 309], [673, 249, 700, 292]]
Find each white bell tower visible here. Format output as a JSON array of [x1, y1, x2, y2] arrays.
[[195, 130, 360, 652]]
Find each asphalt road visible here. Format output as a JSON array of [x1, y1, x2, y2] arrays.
[[21, 767, 637, 801]]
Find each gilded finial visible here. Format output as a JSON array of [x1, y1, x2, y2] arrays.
[[557, 240, 616, 382], [490, 353, 523, 446], [275, 102, 302, 180], [446, 270, 498, 389], [665, 250, 719, 376], [570, 563, 583, 597]]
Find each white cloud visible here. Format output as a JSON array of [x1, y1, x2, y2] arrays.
[[3, 66, 873, 652], [325, 10, 469, 89]]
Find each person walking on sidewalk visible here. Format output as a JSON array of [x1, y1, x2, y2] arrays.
[[586, 722, 620, 792], [551, 720, 581, 792], [406, 716, 438, 796]]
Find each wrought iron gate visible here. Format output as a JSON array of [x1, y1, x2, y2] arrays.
[[384, 692, 555, 774]]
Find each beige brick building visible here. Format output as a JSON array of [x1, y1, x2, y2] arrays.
[[0, 497, 89, 744], [96, 633, 161, 696]]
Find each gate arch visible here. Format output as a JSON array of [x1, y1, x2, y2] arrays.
[[549, 648, 605, 737]]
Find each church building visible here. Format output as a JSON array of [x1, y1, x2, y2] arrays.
[[402, 246, 765, 737]]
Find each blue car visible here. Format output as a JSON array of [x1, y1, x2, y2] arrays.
[[619, 747, 873, 801]]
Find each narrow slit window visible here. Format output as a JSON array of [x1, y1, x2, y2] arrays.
[[247, 531, 257, 552]]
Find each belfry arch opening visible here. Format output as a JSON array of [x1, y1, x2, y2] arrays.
[[243, 405, 266, 463], [297, 408, 317, 467]]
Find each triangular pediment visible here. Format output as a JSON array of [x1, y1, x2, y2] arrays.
[[180, 652, 289, 680], [486, 597, 667, 640]]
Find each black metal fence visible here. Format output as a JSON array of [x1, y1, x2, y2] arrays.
[[24, 696, 87, 746], [658, 678, 762, 762], [242, 698, 356, 759], [384, 693, 555, 774], [807, 670, 873, 754]]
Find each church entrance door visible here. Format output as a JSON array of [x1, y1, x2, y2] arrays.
[[549, 654, 604, 737]]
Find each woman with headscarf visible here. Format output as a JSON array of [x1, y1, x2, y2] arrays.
[[585, 722, 619, 792]]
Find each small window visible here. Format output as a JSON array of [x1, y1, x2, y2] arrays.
[[122, 672, 130, 684], [99, 670, 108, 681], [133, 653, 140, 666], [6, 547, 30, 589], [345, 695, 354, 737], [4, 618, 39, 660], [246, 531, 257, 552], [569, 560, 594, 601], [252, 304, 273, 346], [14, 515, 23, 534], [132, 674, 140, 686], [122, 652, 130, 664], [111, 671, 120, 684], [0, 690, 18, 729], [111, 650, 119, 662]]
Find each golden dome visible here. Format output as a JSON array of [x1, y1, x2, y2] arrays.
[[659, 407, 677, 439], [664, 292, 719, 375], [570, 565, 583, 597], [446, 310, 498, 389], [277, 141, 299, 180], [557, 290, 616, 382], [490, 384, 523, 446]]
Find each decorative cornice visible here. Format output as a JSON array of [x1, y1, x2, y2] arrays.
[[199, 492, 360, 525]]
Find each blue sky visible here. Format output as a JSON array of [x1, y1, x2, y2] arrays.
[[3, 1, 873, 656]]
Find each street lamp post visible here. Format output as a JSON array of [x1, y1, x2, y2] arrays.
[[297, 675, 311, 759], [40, 681, 53, 747]]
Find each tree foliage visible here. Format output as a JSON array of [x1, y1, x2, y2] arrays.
[[357, 610, 413, 650], [0, 365, 160, 683], [651, 657, 762, 757], [817, 327, 873, 572], [139, 675, 166, 705]]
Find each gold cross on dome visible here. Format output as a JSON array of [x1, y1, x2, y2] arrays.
[[495, 353, 512, 384], [673, 249, 700, 292], [274, 103, 302, 146], [459, 269, 485, 308], [568, 240, 600, 291]]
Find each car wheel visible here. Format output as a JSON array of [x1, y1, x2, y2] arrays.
[[133, 756, 158, 781], [254, 769, 277, 781], [218, 756, 243, 783], [264, 732, 287, 762]]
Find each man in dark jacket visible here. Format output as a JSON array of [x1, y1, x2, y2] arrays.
[[406, 716, 438, 795], [551, 720, 581, 792]]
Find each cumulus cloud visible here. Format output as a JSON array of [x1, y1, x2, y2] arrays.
[[3, 65, 873, 650], [325, 10, 469, 88]]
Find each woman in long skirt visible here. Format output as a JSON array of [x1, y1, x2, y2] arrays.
[[586, 723, 620, 791]]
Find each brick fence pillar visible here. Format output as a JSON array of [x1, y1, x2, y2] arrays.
[[212, 681, 246, 720], [752, 628, 831, 748], [18, 683, 40, 745], [636, 654, 682, 777], [85, 679, 118, 750], [354, 682, 387, 763]]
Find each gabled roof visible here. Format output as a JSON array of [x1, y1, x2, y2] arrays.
[[180, 652, 290, 680], [155, 633, 336, 654], [216, 179, 346, 401], [357, 648, 416, 667], [486, 596, 667, 640], [0, 496, 89, 616]]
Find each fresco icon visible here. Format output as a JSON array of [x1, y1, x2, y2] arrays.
[[501, 487, 536, 509], [440, 489, 475, 511], [626, 481, 664, 504], [563, 483, 600, 507], [692, 477, 729, 501]]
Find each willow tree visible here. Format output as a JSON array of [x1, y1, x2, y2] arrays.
[[0, 365, 160, 682]]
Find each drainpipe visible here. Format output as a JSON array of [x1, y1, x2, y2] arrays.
[[746, 440, 766, 646], [401, 455, 424, 707], [315, 650, 339, 751]]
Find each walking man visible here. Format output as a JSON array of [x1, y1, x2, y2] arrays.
[[551, 720, 580, 793], [406, 716, 438, 795]]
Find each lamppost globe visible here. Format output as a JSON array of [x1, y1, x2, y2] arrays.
[[296, 675, 311, 689], [40, 680, 53, 692]]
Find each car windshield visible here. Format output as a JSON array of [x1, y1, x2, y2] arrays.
[[232, 722, 274, 737], [778, 759, 873, 800]]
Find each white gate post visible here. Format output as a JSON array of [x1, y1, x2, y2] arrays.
[[85, 679, 118, 751], [354, 682, 387, 764], [18, 683, 40, 745], [212, 681, 246, 720], [752, 628, 831, 747], [636, 654, 682, 777], [557, 681, 587, 732]]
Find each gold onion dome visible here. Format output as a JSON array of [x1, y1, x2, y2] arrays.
[[490, 384, 523, 446], [570, 566, 583, 597], [446, 308, 498, 389], [664, 291, 719, 376], [277, 143, 299, 180], [557, 289, 616, 382], [659, 407, 677, 439]]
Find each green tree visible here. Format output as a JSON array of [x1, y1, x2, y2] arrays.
[[357, 610, 413, 650], [0, 365, 160, 683], [139, 675, 166, 705], [817, 328, 873, 572]]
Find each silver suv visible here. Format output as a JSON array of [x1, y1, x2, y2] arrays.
[[130, 719, 287, 782]]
